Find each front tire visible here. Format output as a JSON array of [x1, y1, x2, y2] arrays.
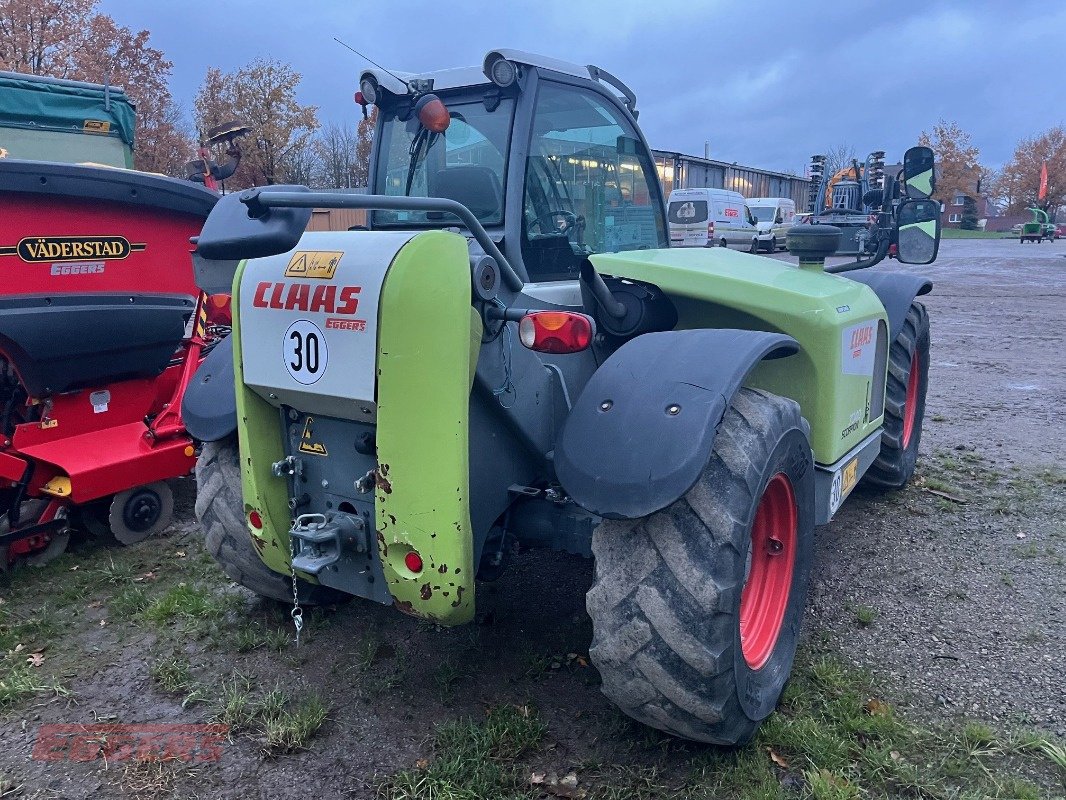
[[587, 388, 814, 745], [863, 302, 930, 488], [749, 238, 759, 253], [195, 438, 346, 605]]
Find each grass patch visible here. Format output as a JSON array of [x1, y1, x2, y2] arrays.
[[378, 704, 546, 799], [378, 655, 1063, 799], [234, 624, 291, 653], [149, 655, 192, 694], [852, 605, 877, 627], [140, 584, 226, 638], [212, 676, 327, 754], [0, 663, 69, 706]]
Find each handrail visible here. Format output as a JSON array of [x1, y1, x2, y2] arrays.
[[240, 189, 524, 292]]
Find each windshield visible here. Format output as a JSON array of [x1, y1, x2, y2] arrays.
[[372, 96, 515, 226], [750, 206, 775, 222], [521, 82, 667, 280]]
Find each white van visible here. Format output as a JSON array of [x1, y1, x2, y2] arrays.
[[747, 197, 796, 252], [667, 188, 760, 251]]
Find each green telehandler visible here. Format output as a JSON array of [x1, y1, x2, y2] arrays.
[[183, 49, 942, 745]]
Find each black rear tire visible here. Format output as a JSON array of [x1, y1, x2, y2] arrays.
[[587, 388, 814, 745], [195, 438, 346, 605], [863, 302, 930, 488]]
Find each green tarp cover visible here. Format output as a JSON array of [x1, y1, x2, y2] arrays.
[[0, 71, 136, 154]]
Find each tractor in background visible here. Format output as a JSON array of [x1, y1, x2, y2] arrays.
[[185, 49, 941, 746]]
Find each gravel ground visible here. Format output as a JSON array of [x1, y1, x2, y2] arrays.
[[802, 238, 1066, 735]]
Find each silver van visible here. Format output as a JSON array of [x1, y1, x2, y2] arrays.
[[668, 188, 760, 251], [748, 197, 796, 252]]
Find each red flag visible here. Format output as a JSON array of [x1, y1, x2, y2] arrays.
[[1038, 161, 1048, 201]]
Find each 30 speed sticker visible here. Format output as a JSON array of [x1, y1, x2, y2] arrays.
[[283, 319, 328, 385]]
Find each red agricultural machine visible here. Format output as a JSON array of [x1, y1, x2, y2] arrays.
[[0, 71, 229, 569]]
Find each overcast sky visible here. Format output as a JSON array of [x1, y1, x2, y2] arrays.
[[100, 0, 1063, 174]]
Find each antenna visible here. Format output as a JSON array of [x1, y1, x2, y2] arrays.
[[333, 37, 408, 89]]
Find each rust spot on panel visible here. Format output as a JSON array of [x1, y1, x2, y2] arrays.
[[420, 583, 433, 601], [249, 533, 267, 553], [376, 470, 393, 494], [388, 514, 396, 526], [394, 599, 428, 619], [437, 563, 448, 574], [451, 585, 466, 608], [376, 530, 388, 557]]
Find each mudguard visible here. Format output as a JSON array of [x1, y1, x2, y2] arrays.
[[845, 271, 932, 341], [181, 335, 237, 442], [555, 329, 798, 520]]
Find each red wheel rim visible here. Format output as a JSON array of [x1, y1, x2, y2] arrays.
[[902, 350, 920, 449], [739, 473, 797, 670]]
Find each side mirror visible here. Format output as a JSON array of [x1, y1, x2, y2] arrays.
[[195, 186, 313, 261], [902, 146, 935, 200], [895, 198, 941, 264]]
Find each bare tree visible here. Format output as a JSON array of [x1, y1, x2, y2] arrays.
[[315, 122, 357, 188], [821, 142, 858, 181]]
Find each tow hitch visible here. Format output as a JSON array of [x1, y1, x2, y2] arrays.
[[289, 512, 368, 575]]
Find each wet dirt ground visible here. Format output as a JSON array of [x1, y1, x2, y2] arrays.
[[0, 239, 1063, 799]]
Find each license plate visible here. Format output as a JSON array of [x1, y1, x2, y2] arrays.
[[841, 458, 859, 497]]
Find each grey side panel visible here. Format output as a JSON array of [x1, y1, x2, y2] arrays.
[[181, 335, 237, 443], [845, 271, 932, 341], [555, 329, 798, 520]]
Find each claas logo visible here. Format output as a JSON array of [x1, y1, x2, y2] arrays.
[[252, 282, 360, 314]]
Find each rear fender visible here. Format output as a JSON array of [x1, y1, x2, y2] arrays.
[[555, 329, 798, 519], [181, 335, 237, 442], [844, 272, 931, 341]]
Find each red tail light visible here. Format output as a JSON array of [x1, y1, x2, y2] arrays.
[[404, 551, 424, 573], [707, 221, 715, 237], [248, 510, 263, 530], [518, 311, 593, 354]]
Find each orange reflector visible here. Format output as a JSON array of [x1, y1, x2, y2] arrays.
[[404, 551, 424, 573], [248, 510, 263, 530], [415, 94, 450, 133], [518, 311, 593, 354]]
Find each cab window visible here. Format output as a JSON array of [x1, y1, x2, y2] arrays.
[[521, 82, 666, 281]]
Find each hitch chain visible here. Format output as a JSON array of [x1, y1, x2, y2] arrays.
[[289, 531, 304, 647]]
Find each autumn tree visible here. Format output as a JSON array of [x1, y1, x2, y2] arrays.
[[998, 125, 1066, 215], [917, 120, 983, 207], [195, 60, 318, 187], [0, 0, 192, 174], [352, 109, 376, 188]]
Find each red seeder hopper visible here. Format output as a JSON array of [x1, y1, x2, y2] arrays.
[[0, 159, 226, 567]]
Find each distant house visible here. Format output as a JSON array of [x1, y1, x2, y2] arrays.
[[939, 174, 988, 229]]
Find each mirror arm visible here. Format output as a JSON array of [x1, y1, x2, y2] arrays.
[[825, 237, 890, 274]]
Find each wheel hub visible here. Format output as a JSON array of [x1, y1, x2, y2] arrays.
[[739, 473, 797, 670], [123, 490, 162, 533]]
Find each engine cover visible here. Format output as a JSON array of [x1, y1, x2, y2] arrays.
[[238, 231, 417, 421]]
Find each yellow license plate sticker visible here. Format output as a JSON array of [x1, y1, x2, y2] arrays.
[[285, 251, 343, 279], [841, 458, 859, 497]]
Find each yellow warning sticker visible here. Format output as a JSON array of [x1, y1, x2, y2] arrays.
[[285, 251, 343, 280], [298, 417, 328, 456], [83, 119, 111, 135]]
